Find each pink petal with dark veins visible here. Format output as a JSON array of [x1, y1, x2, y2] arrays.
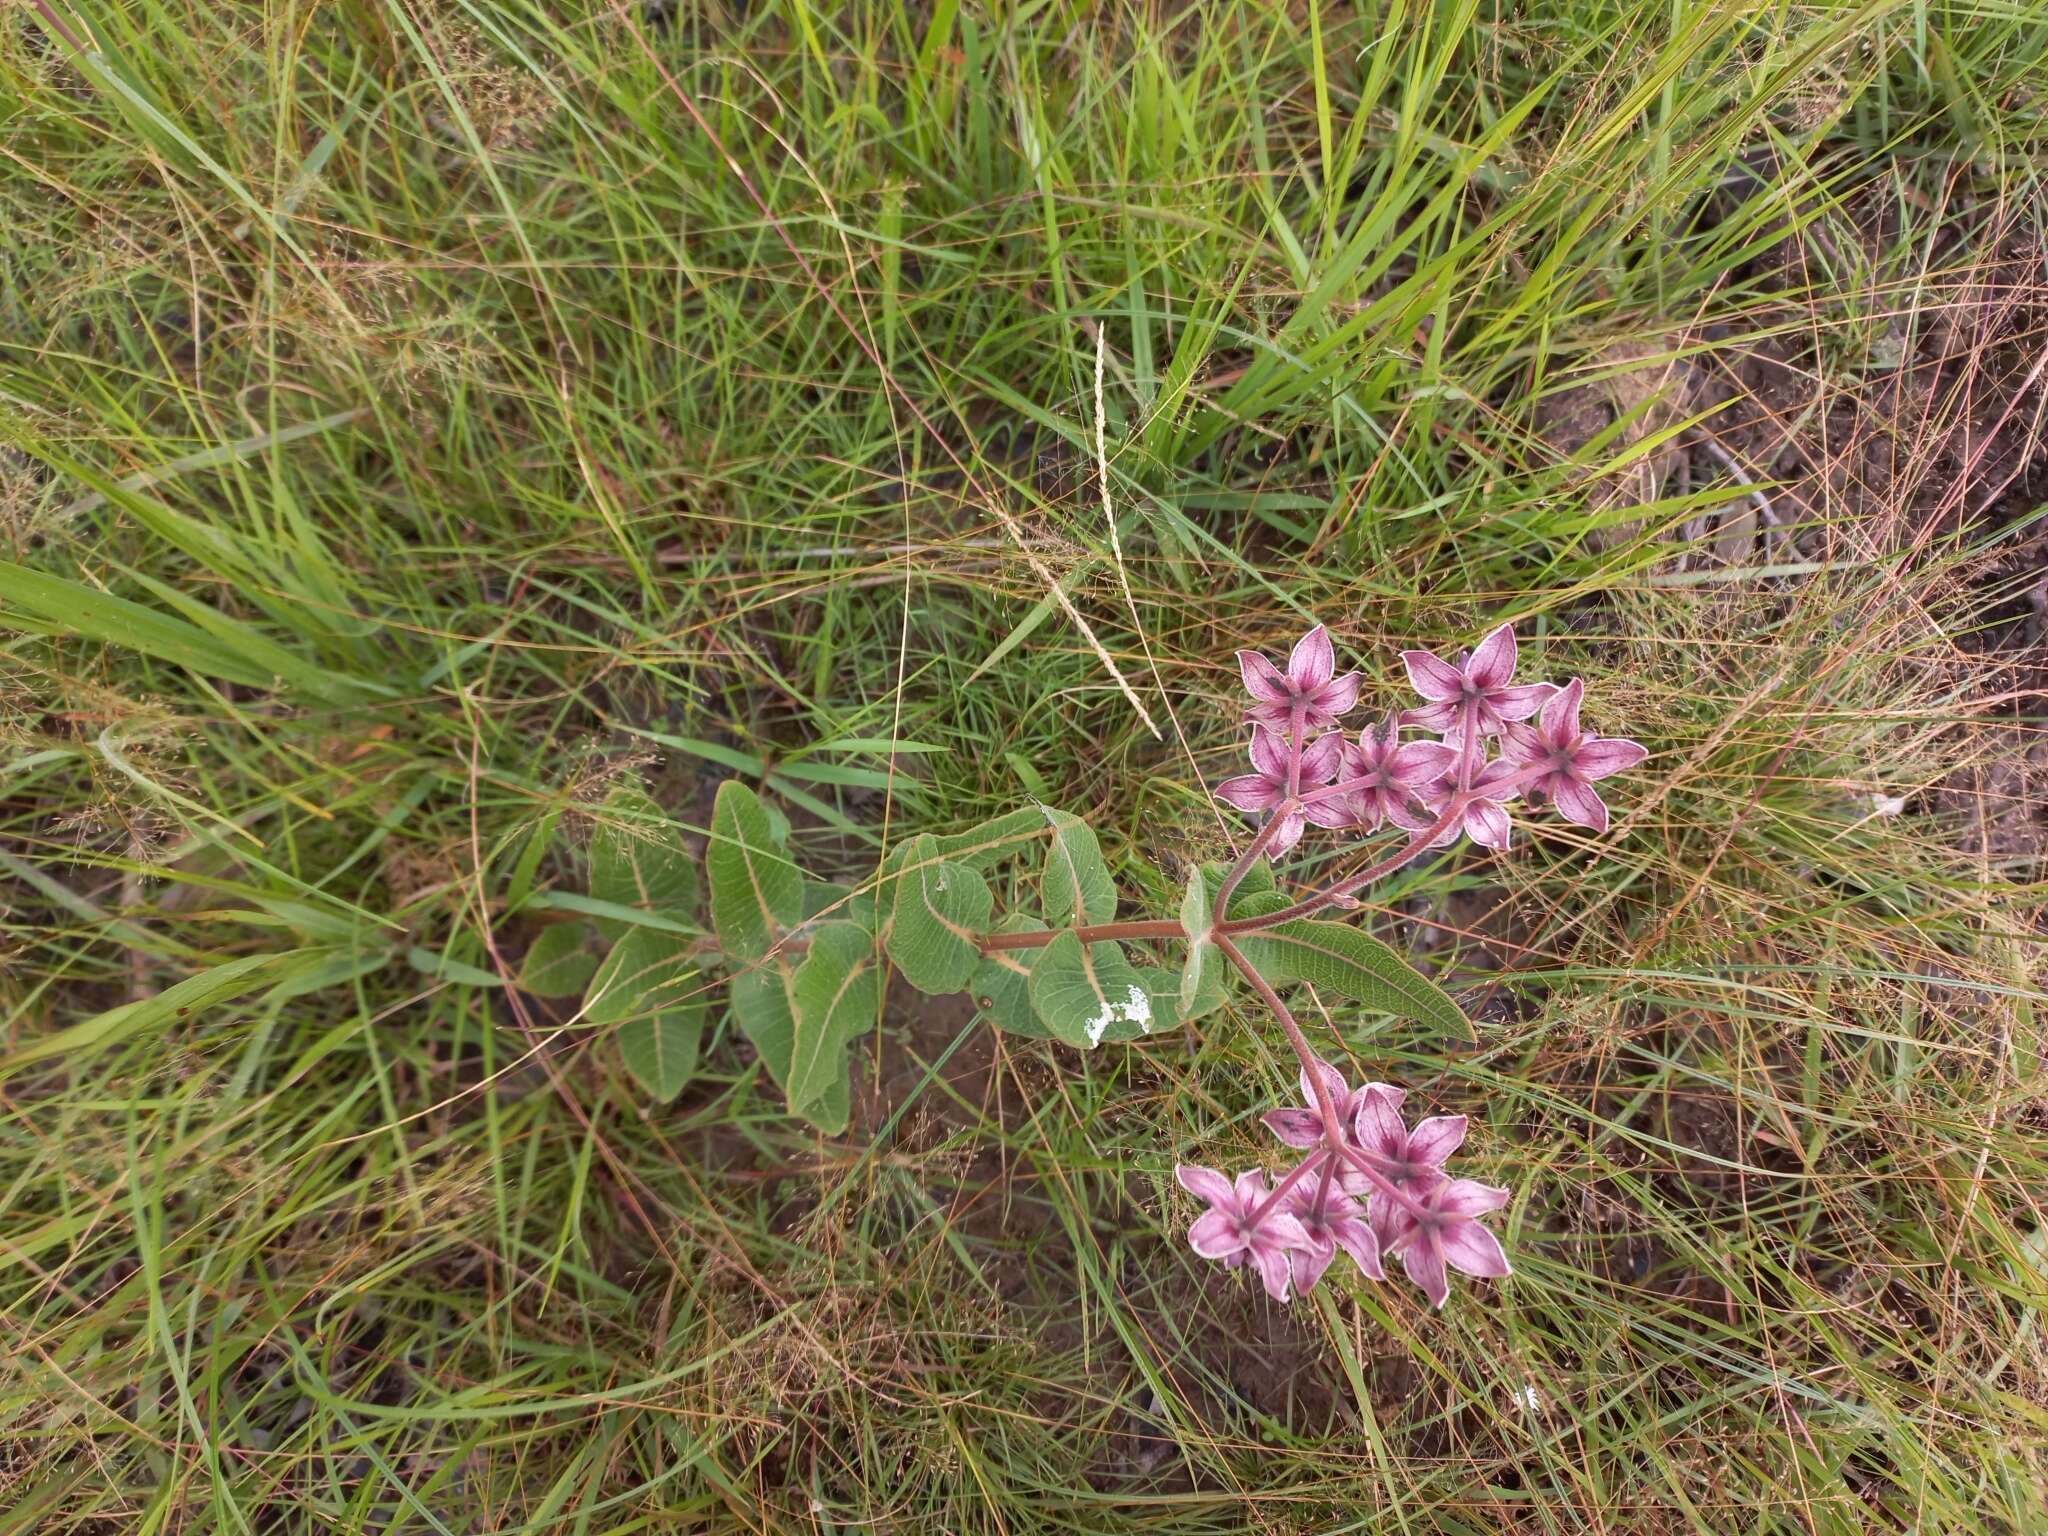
[[1401, 649, 1465, 701], [1236, 649, 1291, 704], [1465, 623, 1519, 689], [1287, 625, 1335, 690]]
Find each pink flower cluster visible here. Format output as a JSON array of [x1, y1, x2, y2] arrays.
[[1177, 1060, 1510, 1308], [1217, 622, 1647, 856]]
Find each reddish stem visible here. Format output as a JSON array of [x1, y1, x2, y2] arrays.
[[979, 917, 1183, 952], [1215, 932, 1429, 1219]]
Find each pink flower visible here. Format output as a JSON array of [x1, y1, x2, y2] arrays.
[[1278, 1172, 1386, 1291], [1214, 727, 1345, 859], [1261, 1057, 1401, 1149], [1326, 713, 1457, 832], [1400, 623, 1556, 746], [1237, 624, 1362, 733], [1499, 678, 1648, 834], [1378, 1177, 1513, 1309], [1177, 1164, 1312, 1302], [1353, 1087, 1468, 1233], [1415, 755, 1524, 850]]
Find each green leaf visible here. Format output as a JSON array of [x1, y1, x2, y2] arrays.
[[590, 786, 699, 939], [885, 834, 993, 994], [788, 921, 880, 1129], [1176, 868, 1225, 1020], [707, 781, 803, 963], [1235, 920, 1471, 1041], [730, 959, 798, 1085], [932, 807, 1049, 869], [519, 923, 597, 998], [1039, 808, 1116, 925], [1135, 965, 1185, 1035], [804, 880, 877, 935], [1204, 857, 1276, 918], [585, 929, 706, 1101], [971, 915, 1050, 1036], [1028, 931, 1155, 1047]]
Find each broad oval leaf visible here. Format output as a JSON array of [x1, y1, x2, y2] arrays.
[[1176, 868, 1225, 1019], [1028, 931, 1154, 1048], [971, 915, 1051, 1037], [1235, 920, 1471, 1041], [707, 780, 804, 964], [932, 808, 1050, 869], [1202, 856, 1276, 915], [1039, 808, 1116, 926], [584, 928, 707, 1101], [788, 921, 880, 1125], [730, 957, 852, 1134], [519, 922, 598, 998], [589, 786, 699, 939], [885, 834, 992, 995]]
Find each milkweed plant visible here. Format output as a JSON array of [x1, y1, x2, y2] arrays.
[[527, 622, 1645, 1312]]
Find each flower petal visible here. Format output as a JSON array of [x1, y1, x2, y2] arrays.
[[1215, 774, 1283, 812], [1466, 623, 1518, 690], [1488, 681, 1558, 723], [1236, 649, 1290, 705], [1329, 1209, 1385, 1280], [1250, 1243, 1295, 1302], [1400, 649, 1465, 702], [1298, 730, 1344, 784], [1573, 736, 1648, 780], [1265, 811, 1306, 859], [1248, 726, 1292, 782], [1466, 798, 1513, 850], [1439, 1220, 1512, 1279], [1188, 1209, 1247, 1258], [1551, 775, 1610, 832], [1262, 1108, 1325, 1148], [1232, 1169, 1274, 1207], [1400, 1231, 1451, 1308], [1286, 625, 1335, 691], [1301, 796, 1357, 829], [1406, 1114, 1468, 1167], [1175, 1163, 1236, 1207], [1289, 1239, 1337, 1293], [1436, 1178, 1512, 1219], [1544, 677, 1585, 741], [1311, 671, 1362, 719], [1353, 1083, 1409, 1157], [1299, 1057, 1349, 1109], [1388, 740, 1456, 786], [1401, 699, 1462, 735]]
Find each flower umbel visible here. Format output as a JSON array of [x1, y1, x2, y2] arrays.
[[1179, 620, 1645, 1309]]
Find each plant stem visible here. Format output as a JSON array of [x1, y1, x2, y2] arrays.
[[1220, 759, 1549, 934], [978, 917, 1184, 952], [1248, 1146, 1330, 1226], [1214, 932, 1345, 1137], [1215, 932, 1429, 1220], [1209, 810, 1284, 928]]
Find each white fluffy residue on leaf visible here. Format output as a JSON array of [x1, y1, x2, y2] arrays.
[[1084, 984, 1153, 1046]]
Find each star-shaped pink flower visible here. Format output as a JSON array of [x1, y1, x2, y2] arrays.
[[1498, 678, 1648, 834], [1261, 1057, 1401, 1149], [1415, 756, 1524, 850], [1177, 1164, 1312, 1302], [1278, 1175, 1386, 1292], [1377, 1177, 1513, 1309], [1214, 727, 1345, 858], [1400, 623, 1556, 746], [1237, 624, 1362, 733], [1326, 713, 1458, 832], [1353, 1087, 1468, 1233]]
